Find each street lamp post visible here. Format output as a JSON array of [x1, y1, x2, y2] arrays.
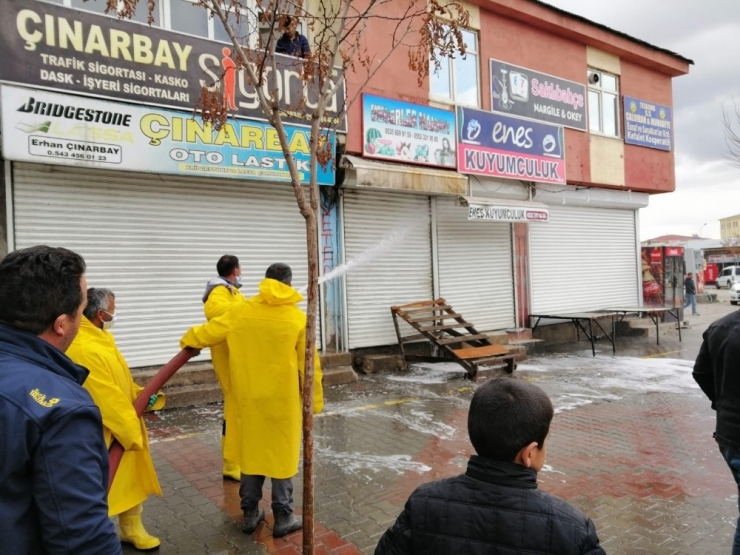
[[699, 223, 707, 238]]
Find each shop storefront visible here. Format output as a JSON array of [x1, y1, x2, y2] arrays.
[[2, 85, 335, 367], [528, 186, 648, 314]]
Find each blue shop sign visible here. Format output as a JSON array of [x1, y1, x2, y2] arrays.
[[623, 96, 673, 151]]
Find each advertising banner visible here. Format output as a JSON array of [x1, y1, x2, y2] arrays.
[[490, 59, 587, 131], [456, 106, 566, 184], [361, 94, 456, 168], [1, 85, 335, 185], [0, 0, 346, 131], [623, 96, 673, 151]]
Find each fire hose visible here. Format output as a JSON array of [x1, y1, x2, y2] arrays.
[[108, 347, 199, 491]]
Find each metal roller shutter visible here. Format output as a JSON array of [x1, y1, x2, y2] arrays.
[[12, 162, 313, 367], [343, 189, 433, 349], [529, 205, 638, 314], [435, 198, 515, 331]]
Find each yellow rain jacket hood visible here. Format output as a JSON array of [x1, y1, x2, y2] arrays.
[[66, 317, 164, 516], [182, 278, 324, 479]]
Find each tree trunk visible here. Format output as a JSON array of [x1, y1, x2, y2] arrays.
[[302, 206, 319, 555]]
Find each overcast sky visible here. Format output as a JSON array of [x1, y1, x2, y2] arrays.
[[543, 0, 740, 240]]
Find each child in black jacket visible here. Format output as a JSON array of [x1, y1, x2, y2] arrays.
[[375, 378, 605, 555]]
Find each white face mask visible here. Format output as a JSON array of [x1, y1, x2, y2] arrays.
[[102, 310, 117, 330], [234, 274, 243, 288]]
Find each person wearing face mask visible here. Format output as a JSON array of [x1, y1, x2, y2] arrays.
[[203, 255, 247, 481], [66, 288, 165, 551]]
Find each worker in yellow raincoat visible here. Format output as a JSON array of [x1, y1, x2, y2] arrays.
[[181, 263, 324, 539], [67, 288, 165, 552], [202, 254, 246, 481]]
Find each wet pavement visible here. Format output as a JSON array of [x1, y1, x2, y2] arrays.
[[131, 294, 740, 554]]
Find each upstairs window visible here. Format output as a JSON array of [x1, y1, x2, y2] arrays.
[[587, 69, 619, 137], [430, 28, 480, 107]]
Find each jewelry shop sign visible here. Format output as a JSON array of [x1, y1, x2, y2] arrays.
[[456, 106, 566, 184], [0, 0, 346, 131], [490, 59, 586, 131], [1, 85, 336, 185]]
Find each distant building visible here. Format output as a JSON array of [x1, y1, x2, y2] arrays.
[[720, 214, 740, 239]]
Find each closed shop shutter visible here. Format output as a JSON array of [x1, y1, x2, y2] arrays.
[[343, 189, 433, 349], [435, 198, 515, 331], [529, 205, 638, 314], [12, 162, 314, 367]]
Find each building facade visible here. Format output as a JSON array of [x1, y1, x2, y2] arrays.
[[720, 214, 740, 239], [340, 0, 691, 348], [0, 0, 691, 364]]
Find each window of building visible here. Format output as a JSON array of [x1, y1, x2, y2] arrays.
[[430, 28, 480, 107], [58, 0, 257, 45], [587, 69, 620, 137]]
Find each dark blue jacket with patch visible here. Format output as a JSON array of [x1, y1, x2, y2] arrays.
[[0, 323, 121, 554]]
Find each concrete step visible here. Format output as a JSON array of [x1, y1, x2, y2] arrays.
[[321, 352, 353, 369], [322, 365, 359, 386], [163, 383, 224, 410], [508, 338, 546, 357], [505, 328, 533, 342]]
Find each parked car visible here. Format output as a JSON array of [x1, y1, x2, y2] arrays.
[[716, 266, 740, 289], [731, 283, 740, 305]]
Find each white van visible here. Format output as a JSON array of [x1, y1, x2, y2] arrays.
[[717, 266, 740, 289]]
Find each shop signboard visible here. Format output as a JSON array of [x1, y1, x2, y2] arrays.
[[623, 96, 673, 151], [489, 59, 587, 131], [456, 106, 566, 184], [0, 0, 346, 131], [361, 94, 456, 168], [466, 203, 549, 223], [1, 85, 336, 185]]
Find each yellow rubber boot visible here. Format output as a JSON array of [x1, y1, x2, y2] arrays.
[[118, 504, 160, 551]]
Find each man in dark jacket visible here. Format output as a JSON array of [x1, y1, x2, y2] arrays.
[[0, 246, 121, 555], [375, 378, 605, 555], [684, 272, 699, 316], [694, 310, 740, 554], [275, 17, 310, 59]]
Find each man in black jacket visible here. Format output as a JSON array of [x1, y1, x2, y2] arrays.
[[684, 272, 699, 316], [375, 378, 605, 555], [0, 246, 121, 554], [694, 310, 740, 554]]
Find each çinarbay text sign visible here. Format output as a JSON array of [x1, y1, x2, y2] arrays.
[[0, 0, 346, 131], [456, 106, 566, 184], [623, 96, 673, 151], [490, 59, 587, 131], [1, 85, 336, 185]]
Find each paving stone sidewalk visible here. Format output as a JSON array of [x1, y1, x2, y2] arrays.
[[128, 298, 740, 554]]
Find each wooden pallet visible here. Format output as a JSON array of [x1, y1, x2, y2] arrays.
[[390, 298, 517, 380]]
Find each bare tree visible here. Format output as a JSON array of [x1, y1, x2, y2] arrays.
[[723, 97, 740, 169], [99, 0, 469, 551], [722, 236, 740, 266]]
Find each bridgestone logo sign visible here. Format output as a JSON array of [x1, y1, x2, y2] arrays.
[[467, 205, 549, 223]]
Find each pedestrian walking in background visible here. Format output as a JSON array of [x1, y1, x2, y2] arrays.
[[67, 288, 165, 552], [203, 254, 246, 481], [375, 378, 605, 555], [694, 309, 740, 555], [181, 263, 324, 538], [0, 246, 121, 555], [684, 272, 699, 316]]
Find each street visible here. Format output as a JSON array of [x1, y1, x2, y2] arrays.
[[133, 293, 739, 554]]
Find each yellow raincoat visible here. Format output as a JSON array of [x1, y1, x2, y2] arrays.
[[204, 283, 245, 469], [181, 278, 324, 479], [67, 317, 165, 516]]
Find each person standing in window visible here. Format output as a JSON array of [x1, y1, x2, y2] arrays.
[[276, 17, 310, 59]]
